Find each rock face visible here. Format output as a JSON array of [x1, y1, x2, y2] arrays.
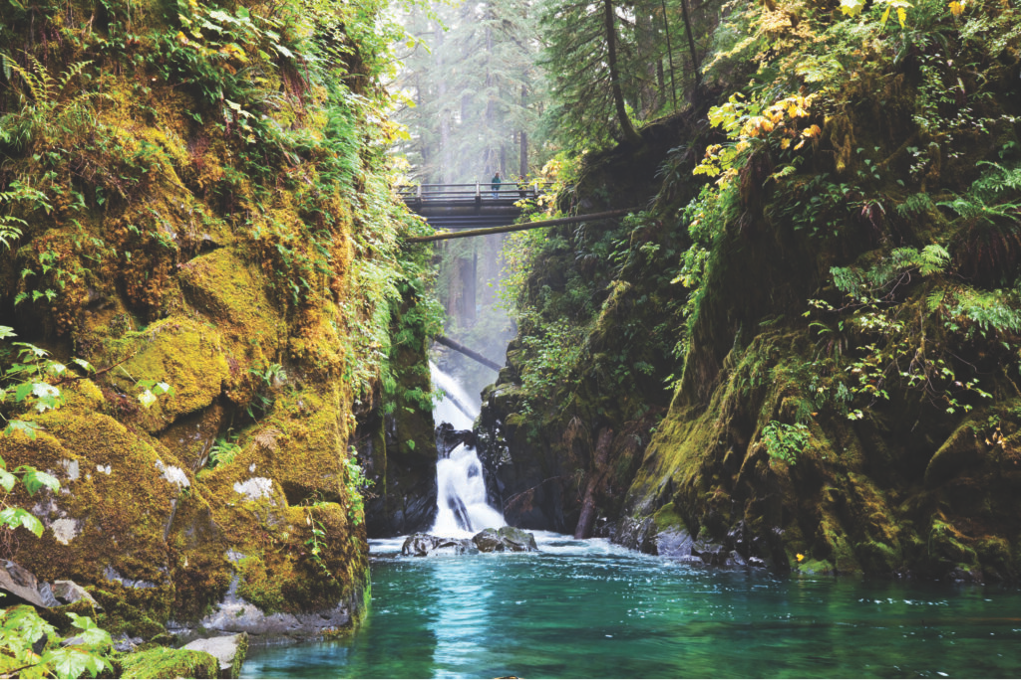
[[476, 57, 1020, 582], [182, 633, 249, 678], [0, 0, 439, 642]]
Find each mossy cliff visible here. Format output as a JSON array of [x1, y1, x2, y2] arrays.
[[0, 0, 438, 640], [480, 0, 1019, 581]]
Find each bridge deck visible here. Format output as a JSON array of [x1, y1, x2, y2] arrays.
[[399, 182, 552, 231]]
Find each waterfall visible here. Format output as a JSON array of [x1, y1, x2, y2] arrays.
[[429, 363, 506, 536]]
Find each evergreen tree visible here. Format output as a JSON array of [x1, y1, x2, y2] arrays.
[[391, 0, 543, 184]]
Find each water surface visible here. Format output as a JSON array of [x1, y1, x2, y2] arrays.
[[241, 534, 1020, 678]]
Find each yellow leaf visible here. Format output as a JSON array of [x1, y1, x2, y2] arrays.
[[839, 0, 864, 16]]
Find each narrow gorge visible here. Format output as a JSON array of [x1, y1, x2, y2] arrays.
[[0, 0, 1019, 677]]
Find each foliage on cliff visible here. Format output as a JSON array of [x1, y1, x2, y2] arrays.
[[0, 0, 439, 645], [483, 0, 1020, 580]]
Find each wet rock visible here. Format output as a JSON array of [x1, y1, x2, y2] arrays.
[[0, 559, 59, 609], [691, 539, 724, 564], [472, 527, 539, 552], [182, 633, 248, 678], [360, 408, 438, 537], [113, 633, 145, 653], [199, 575, 357, 638], [401, 533, 478, 556], [436, 423, 475, 460]]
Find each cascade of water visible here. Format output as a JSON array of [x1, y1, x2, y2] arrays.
[[429, 362, 506, 536]]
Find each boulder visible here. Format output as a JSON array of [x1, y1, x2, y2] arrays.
[[400, 534, 478, 556], [0, 559, 59, 609], [182, 632, 249, 678], [51, 580, 98, 607], [121, 646, 219, 679], [472, 527, 538, 552]]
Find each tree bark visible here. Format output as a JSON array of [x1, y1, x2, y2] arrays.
[[603, 0, 643, 146]]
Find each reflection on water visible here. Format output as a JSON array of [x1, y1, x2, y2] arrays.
[[241, 534, 1020, 679]]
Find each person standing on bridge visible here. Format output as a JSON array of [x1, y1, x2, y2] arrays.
[[491, 172, 501, 199]]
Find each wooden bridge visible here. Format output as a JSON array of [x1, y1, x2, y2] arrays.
[[400, 182, 632, 243], [398, 182, 552, 231]]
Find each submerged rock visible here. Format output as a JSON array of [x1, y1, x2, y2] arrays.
[[472, 527, 539, 552]]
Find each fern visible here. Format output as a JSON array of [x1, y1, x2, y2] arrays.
[[207, 436, 242, 467], [930, 287, 1020, 339], [938, 161, 1021, 226], [0, 53, 105, 153], [831, 245, 951, 297]]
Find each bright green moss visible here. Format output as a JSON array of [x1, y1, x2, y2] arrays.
[[120, 647, 219, 679]]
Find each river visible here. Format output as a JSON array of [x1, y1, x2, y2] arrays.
[[240, 533, 1019, 678]]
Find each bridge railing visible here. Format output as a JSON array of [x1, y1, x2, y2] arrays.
[[397, 182, 554, 203]]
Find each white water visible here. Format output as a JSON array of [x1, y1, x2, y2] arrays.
[[429, 363, 506, 536]]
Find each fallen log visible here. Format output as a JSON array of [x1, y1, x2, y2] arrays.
[[435, 335, 503, 372], [407, 209, 632, 243]]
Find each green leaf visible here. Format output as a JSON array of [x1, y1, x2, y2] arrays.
[[0, 469, 16, 492], [71, 358, 96, 373], [19, 511, 44, 537], [49, 647, 109, 679], [4, 420, 39, 439], [23, 469, 60, 494], [13, 382, 34, 403]]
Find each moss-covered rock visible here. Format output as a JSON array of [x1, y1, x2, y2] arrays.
[[120, 647, 219, 679], [478, 18, 1020, 582], [0, 0, 441, 641]]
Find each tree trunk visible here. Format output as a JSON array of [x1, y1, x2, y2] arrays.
[[636, 8, 658, 118], [520, 84, 529, 176], [460, 250, 477, 325], [435, 23, 453, 184], [603, 0, 642, 146], [660, 0, 679, 110], [573, 428, 614, 539], [679, 0, 701, 91]]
